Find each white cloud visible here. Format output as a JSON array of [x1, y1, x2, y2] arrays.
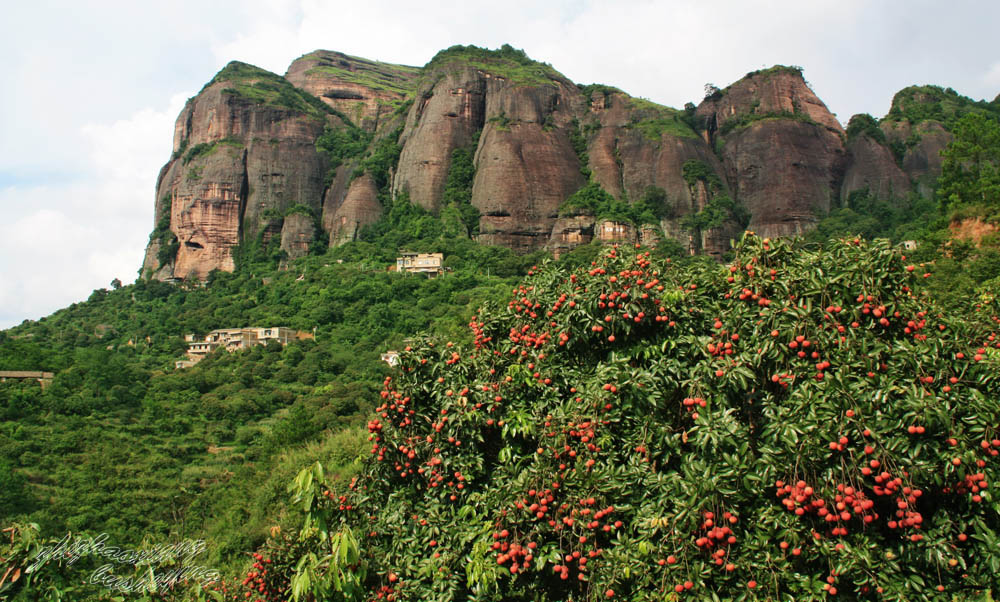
[[0, 93, 189, 328], [984, 62, 1000, 88]]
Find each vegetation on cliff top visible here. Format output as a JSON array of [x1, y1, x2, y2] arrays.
[[626, 98, 699, 141], [706, 65, 805, 101], [883, 85, 1000, 129], [425, 44, 562, 87], [209, 61, 335, 118], [846, 113, 888, 145]]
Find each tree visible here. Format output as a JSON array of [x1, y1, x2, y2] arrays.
[[937, 112, 1000, 212], [259, 235, 1000, 601], [0, 459, 33, 516]]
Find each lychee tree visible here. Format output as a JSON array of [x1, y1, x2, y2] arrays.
[[280, 234, 1000, 601]]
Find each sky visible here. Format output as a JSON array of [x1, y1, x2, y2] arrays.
[[1, 0, 999, 329]]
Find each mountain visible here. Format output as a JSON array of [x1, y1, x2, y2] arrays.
[[139, 45, 990, 280]]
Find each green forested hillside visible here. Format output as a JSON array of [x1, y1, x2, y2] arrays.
[[0, 215, 569, 579]]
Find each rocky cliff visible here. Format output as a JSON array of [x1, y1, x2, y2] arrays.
[[141, 48, 972, 280], [841, 130, 911, 203], [142, 62, 331, 280], [695, 66, 847, 238]]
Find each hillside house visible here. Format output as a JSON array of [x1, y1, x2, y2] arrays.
[[381, 351, 400, 367], [176, 327, 314, 368], [0, 370, 54, 389], [396, 252, 443, 275]]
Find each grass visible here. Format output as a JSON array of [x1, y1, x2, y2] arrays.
[[625, 97, 698, 140], [718, 110, 818, 136], [577, 83, 622, 107], [182, 137, 244, 165], [209, 61, 334, 119]]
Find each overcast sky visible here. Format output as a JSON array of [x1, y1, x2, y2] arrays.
[[1, 0, 998, 329]]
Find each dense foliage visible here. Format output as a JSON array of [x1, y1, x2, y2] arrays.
[[0, 210, 547, 596], [253, 234, 1000, 601], [558, 183, 667, 227], [846, 114, 887, 146], [315, 119, 372, 187], [678, 160, 749, 237], [938, 113, 1000, 213], [440, 135, 481, 237], [883, 86, 1000, 130]]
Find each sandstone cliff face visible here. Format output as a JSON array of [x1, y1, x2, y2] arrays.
[[279, 213, 316, 263], [696, 68, 847, 239], [581, 91, 735, 255], [141, 64, 330, 280], [841, 134, 911, 202], [719, 120, 845, 237], [393, 66, 487, 211], [881, 120, 952, 197], [587, 93, 724, 205], [472, 75, 586, 250], [393, 58, 587, 250], [328, 173, 383, 244], [284, 51, 419, 131], [142, 51, 968, 278], [697, 67, 844, 134]]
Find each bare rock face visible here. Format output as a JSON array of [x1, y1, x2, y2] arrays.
[[881, 120, 952, 197], [167, 143, 246, 279], [719, 119, 845, 237], [329, 174, 383, 244], [140, 63, 330, 280], [472, 76, 586, 250], [284, 50, 419, 131], [279, 213, 316, 263], [578, 90, 737, 255], [587, 93, 725, 204], [393, 66, 487, 211], [394, 56, 586, 250], [841, 134, 911, 202], [696, 67, 847, 239], [321, 162, 357, 234]]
